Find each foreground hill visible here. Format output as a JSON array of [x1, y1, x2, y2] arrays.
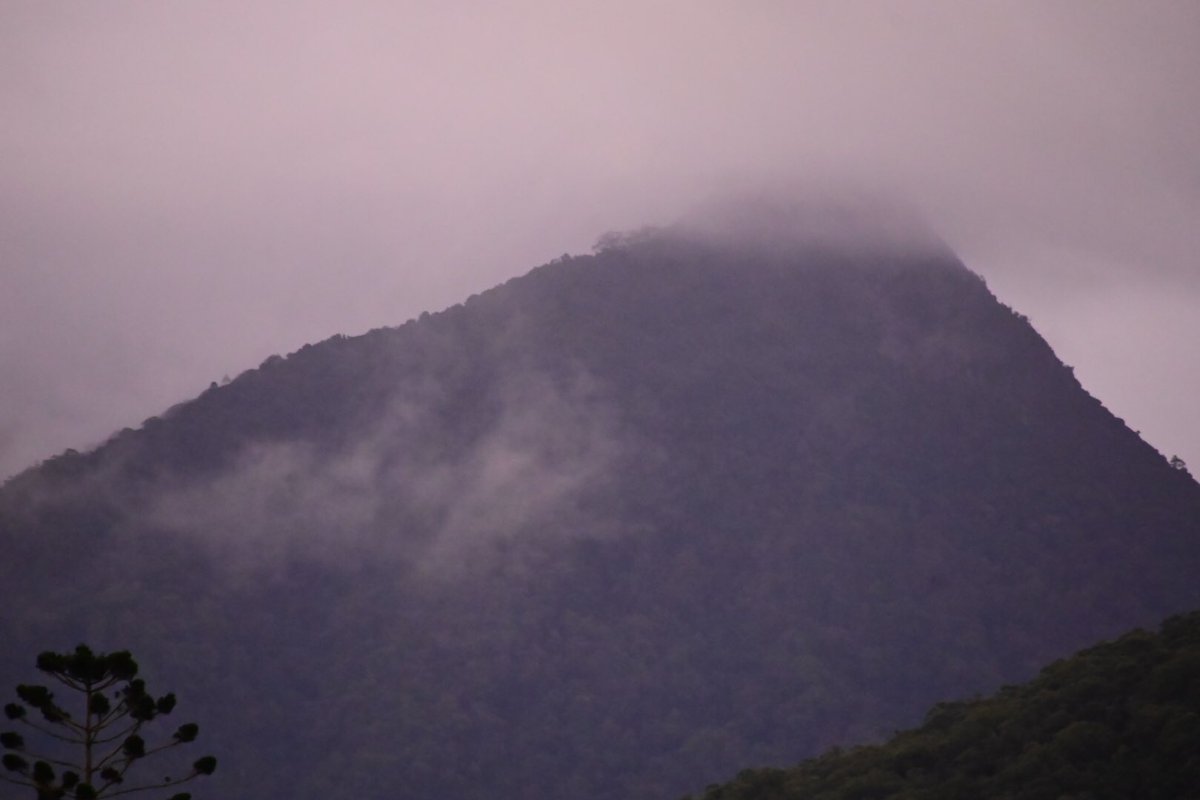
[[1, 219, 1198, 799], [696, 610, 1200, 800]]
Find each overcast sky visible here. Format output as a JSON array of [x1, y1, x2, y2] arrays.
[[2, 1, 1198, 481]]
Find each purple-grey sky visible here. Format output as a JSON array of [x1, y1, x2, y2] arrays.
[[2, 1, 1198, 481]]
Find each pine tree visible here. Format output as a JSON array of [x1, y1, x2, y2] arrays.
[[1, 645, 216, 800]]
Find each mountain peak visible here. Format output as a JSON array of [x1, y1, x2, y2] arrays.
[[2, 217, 1197, 800], [670, 185, 948, 258]]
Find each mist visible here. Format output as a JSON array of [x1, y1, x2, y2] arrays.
[[2, 1, 1198, 480], [123, 360, 635, 579]]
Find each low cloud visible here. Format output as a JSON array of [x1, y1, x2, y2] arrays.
[[140, 367, 632, 578]]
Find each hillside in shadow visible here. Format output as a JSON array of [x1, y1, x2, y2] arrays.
[[2, 222, 1197, 799]]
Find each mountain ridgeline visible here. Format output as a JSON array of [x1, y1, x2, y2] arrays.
[[2, 223, 1198, 800]]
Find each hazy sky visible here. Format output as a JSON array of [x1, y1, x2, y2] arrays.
[[2, 1, 1198, 480]]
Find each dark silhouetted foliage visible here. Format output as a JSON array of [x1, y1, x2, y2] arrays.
[[1, 645, 215, 800]]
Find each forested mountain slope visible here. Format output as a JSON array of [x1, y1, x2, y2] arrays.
[[2, 224, 1198, 800], [696, 610, 1200, 800]]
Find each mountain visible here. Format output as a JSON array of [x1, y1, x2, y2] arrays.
[[1, 217, 1198, 800], [694, 610, 1200, 800]]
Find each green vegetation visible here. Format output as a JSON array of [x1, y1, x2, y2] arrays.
[[1, 645, 215, 800], [0, 230, 1197, 799], [693, 611, 1200, 800]]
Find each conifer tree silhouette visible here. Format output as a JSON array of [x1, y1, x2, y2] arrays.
[[1, 645, 216, 800]]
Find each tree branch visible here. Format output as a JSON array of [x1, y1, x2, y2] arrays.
[[47, 673, 85, 693], [95, 721, 140, 748], [142, 739, 181, 760], [100, 769, 200, 798], [95, 677, 123, 693], [97, 734, 182, 776], [0, 773, 36, 788], [94, 757, 132, 796], [94, 724, 144, 771], [13, 752, 81, 771], [16, 716, 85, 744], [96, 701, 131, 730]]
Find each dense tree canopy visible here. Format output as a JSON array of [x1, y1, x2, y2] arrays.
[[692, 611, 1200, 800], [0, 231, 1197, 799]]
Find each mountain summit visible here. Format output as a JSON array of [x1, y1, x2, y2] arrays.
[[2, 217, 1198, 799]]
